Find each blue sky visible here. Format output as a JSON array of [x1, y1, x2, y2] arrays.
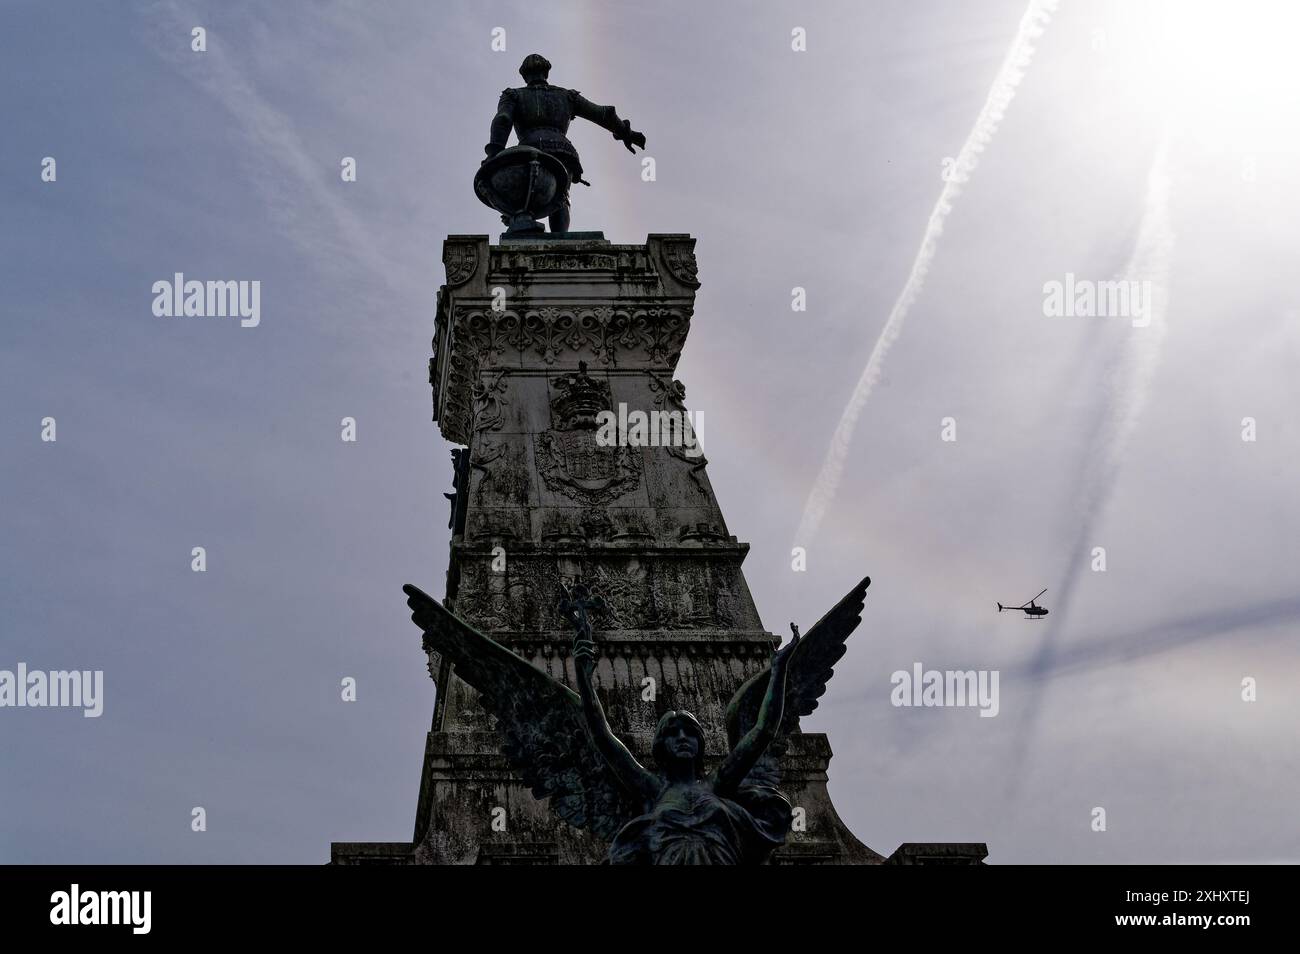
[[2, 0, 1297, 863]]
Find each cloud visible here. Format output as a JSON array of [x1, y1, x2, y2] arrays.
[[143, 1, 412, 291], [793, 0, 1059, 548], [1013, 592, 1300, 682], [1007, 137, 1175, 788]]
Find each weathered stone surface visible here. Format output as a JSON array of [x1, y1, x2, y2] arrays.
[[331, 233, 980, 865]]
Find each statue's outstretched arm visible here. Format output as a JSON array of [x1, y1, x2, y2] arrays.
[[573, 640, 659, 802], [715, 626, 801, 796], [568, 90, 646, 153]]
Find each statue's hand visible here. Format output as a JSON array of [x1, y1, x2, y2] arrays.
[[619, 121, 646, 154], [483, 142, 505, 162], [573, 639, 598, 682], [772, 623, 801, 673]]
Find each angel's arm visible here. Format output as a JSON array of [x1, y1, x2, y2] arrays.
[[715, 626, 801, 796], [573, 640, 659, 802]]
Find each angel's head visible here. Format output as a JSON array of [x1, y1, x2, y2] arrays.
[[652, 710, 706, 779]]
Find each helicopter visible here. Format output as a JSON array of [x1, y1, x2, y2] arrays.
[[998, 588, 1049, 619]]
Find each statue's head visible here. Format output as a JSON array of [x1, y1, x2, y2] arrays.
[[519, 53, 552, 85], [652, 710, 706, 778]]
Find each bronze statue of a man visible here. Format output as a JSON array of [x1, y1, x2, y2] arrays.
[[485, 53, 646, 233]]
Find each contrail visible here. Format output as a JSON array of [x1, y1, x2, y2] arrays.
[[794, 0, 1059, 547], [1006, 137, 1175, 790], [145, 1, 417, 294], [1007, 593, 1300, 683]]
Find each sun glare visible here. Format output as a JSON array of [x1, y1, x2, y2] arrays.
[[1137, 0, 1300, 149]]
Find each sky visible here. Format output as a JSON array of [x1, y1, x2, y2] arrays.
[[1, 0, 1297, 864]]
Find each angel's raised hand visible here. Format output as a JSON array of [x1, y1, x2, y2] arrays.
[[573, 639, 598, 678], [772, 623, 801, 671]]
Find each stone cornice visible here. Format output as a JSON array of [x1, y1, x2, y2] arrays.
[[431, 234, 699, 446]]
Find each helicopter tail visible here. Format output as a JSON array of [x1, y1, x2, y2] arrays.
[[997, 602, 1003, 612]]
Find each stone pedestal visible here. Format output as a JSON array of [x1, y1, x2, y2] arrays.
[[331, 233, 954, 864]]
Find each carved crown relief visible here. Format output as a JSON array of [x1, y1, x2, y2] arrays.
[[549, 362, 610, 430], [535, 362, 643, 506]]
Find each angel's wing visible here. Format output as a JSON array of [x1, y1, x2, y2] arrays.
[[722, 576, 871, 784], [403, 583, 640, 840]]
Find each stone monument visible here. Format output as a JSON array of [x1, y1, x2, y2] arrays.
[[329, 56, 987, 865]]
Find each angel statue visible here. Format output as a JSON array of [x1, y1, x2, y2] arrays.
[[402, 575, 870, 865]]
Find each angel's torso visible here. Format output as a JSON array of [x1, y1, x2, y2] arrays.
[[609, 779, 747, 865]]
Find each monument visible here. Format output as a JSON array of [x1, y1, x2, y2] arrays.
[[330, 56, 987, 865]]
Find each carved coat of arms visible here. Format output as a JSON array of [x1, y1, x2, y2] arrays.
[[535, 361, 643, 505], [659, 238, 700, 288], [536, 429, 642, 505], [443, 241, 479, 287]]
